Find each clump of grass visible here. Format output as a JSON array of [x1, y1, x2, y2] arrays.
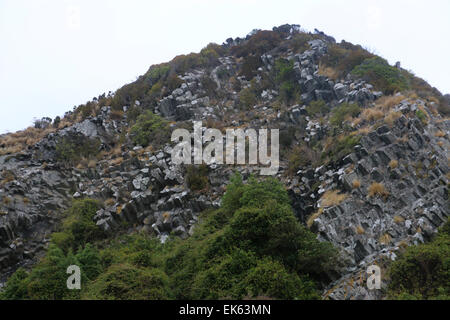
[[352, 180, 361, 189], [320, 190, 348, 207], [307, 208, 324, 228], [104, 198, 115, 207], [375, 94, 405, 111], [434, 130, 445, 138], [384, 111, 402, 127], [356, 225, 365, 234], [394, 216, 405, 224], [379, 233, 392, 245], [368, 182, 389, 199], [388, 160, 399, 169], [361, 108, 384, 122], [2, 196, 11, 205]]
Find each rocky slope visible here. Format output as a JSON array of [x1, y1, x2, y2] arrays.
[[0, 24, 448, 299]]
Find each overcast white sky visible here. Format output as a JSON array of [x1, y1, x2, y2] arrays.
[[1, 0, 449, 133]]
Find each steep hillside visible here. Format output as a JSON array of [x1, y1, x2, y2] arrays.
[[0, 24, 448, 300]]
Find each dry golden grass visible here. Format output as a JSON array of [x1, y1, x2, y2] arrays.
[[88, 159, 97, 168], [375, 94, 406, 111], [162, 212, 171, 222], [110, 157, 124, 166], [405, 91, 419, 100], [368, 182, 389, 198], [437, 141, 444, 147], [352, 180, 361, 189], [23, 197, 30, 204], [388, 160, 399, 169], [2, 196, 11, 205], [379, 233, 392, 245], [394, 216, 405, 224], [110, 110, 124, 120], [307, 207, 324, 228], [116, 205, 122, 215], [384, 111, 402, 127], [318, 63, 339, 80], [320, 190, 348, 207], [356, 225, 365, 235], [356, 126, 371, 135], [435, 130, 445, 138], [0, 126, 56, 155], [0, 170, 15, 186], [361, 108, 384, 122], [104, 198, 116, 207]]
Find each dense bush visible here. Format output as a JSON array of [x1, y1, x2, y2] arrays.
[[320, 42, 374, 79], [240, 55, 263, 80], [55, 135, 101, 165], [51, 199, 104, 252], [323, 134, 361, 164], [0, 244, 102, 300], [1, 175, 338, 300], [239, 87, 257, 109], [130, 110, 170, 147], [330, 102, 361, 128], [306, 100, 330, 117], [274, 58, 301, 105], [388, 219, 450, 300], [84, 264, 170, 300], [185, 165, 209, 192], [231, 30, 282, 58], [287, 145, 320, 175], [352, 57, 408, 94]]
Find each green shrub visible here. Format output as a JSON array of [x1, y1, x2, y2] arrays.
[[0, 268, 30, 300], [287, 145, 320, 175], [240, 55, 263, 80], [352, 57, 408, 94], [320, 42, 374, 79], [387, 222, 449, 300], [185, 165, 209, 192], [83, 263, 170, 300], [2, 175, 338, 301], [416, 109, 428, 125], [55, 135, 101, 165], [323, 134, 361, 164], [306, 100, 330, 117], [130, 110, 170, 147], [242, 257, 319, 299], [330, 102, 361, 128], [52, 199, 104, 251], [239, 87, 257, 109], [274, 58, 301, 105], [231, 31, 282, 58]]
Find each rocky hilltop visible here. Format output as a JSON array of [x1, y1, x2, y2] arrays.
[[0, 24, 448, 300]]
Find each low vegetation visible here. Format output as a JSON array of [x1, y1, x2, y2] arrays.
[[0, 175, 338, 300], [130, 111, 170, 148], [387, 219, 450, 300]]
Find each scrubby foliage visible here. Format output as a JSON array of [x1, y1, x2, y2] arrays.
[[273, 58, 301, 105], [352, 57, 408, 94], [1, 175, 338, 300], [130, 110, 170, 147], [51, 199, 105, 252], [231, 31, 282, 58], [319, 42, 374, 79], [387, 219, 450, 300], [185, 165, 209, 192], [55, 135, 101, 165], [330, 102, 361, 128]]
